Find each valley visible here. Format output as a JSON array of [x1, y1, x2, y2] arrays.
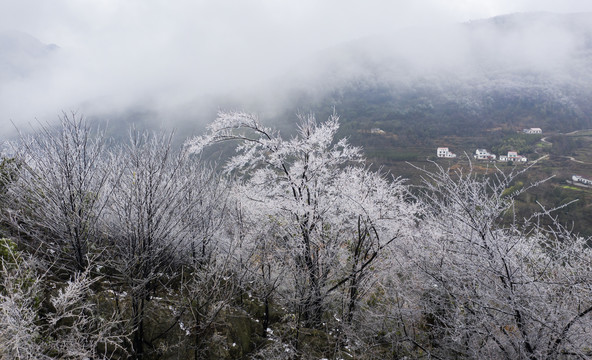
[[354, 125, 592, 236]]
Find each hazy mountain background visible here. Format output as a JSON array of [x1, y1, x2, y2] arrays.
[[254, 12, 592, 135], [119, 12, 592, 142], [1, 12, 591, 144]]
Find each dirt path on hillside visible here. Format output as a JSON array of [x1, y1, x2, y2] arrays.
[[562, 156, 592, 165], [537, 130, 592, 164]]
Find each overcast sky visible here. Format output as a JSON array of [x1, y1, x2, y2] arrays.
[[1, 0, 592, 129]]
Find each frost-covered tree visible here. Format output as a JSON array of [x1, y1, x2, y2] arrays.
[[106, 130, 224, 358], [186, 111, 416, 335], [398, 162, 592, 359], [168, 164, 243, 359], [3, 113, 113, 271]]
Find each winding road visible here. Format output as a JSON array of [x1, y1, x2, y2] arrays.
[[537, 130, 592, 165]]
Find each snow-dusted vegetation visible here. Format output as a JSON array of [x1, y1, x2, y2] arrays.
[[1, 112, 591, 359]]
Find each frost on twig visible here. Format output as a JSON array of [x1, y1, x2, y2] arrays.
[[0, 241, 127, 359]]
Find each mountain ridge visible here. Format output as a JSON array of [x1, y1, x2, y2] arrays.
[[261, 12, 592, 137], [0, 30, 58, 81]]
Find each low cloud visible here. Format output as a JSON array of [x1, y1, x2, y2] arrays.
[[1, 1, 592, 139]]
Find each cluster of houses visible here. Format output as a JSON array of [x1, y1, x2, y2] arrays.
[[436, 147, 528, 163], [435, 127, 542, 162]]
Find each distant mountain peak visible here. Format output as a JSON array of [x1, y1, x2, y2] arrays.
[[0, 30, 59, 81]]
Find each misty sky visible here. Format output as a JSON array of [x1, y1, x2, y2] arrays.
[[1, 0, 592, 129]]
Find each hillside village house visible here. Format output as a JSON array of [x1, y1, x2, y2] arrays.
[[474, 149, 496, 160], [499, 151, 527, 162], [437, 147, 457, 158], [572, 175, 592, 186], [523, 127, 542, 134]]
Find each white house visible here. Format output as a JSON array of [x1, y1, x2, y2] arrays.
[[474, 149, 496, 161], [572, 175, 592, 186], [523, 128, 542, 134], [499, 151, 527, 162], [437, 147, 457, 158]]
